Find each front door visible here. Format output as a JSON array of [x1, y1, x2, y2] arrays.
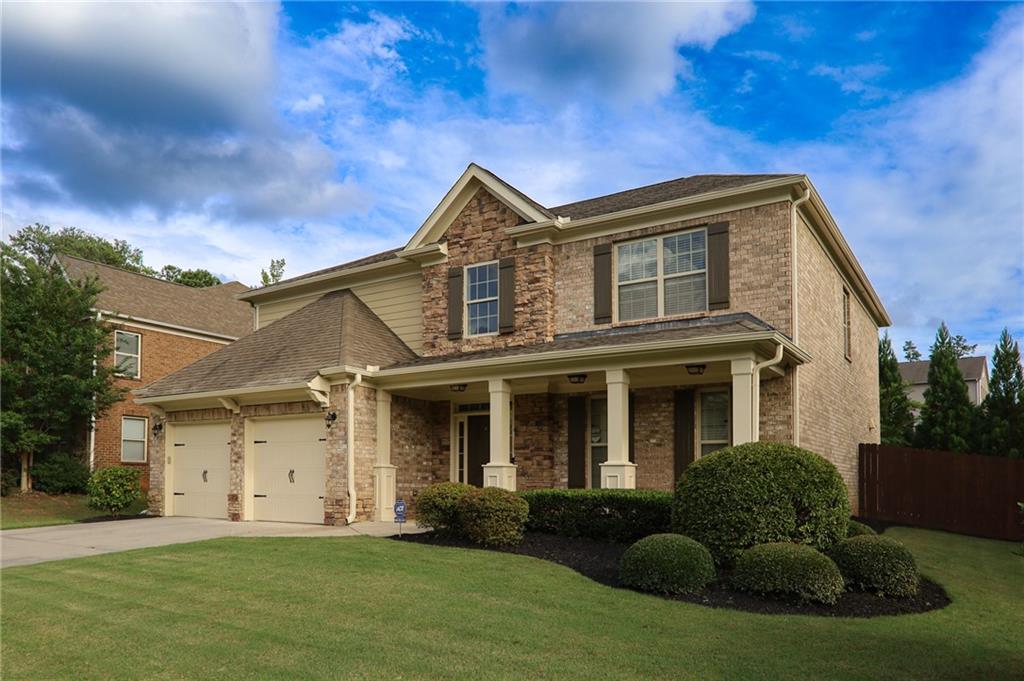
[[466, 415, 490, 487]]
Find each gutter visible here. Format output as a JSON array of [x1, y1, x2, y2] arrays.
[[790, 187, 811, 446], [346, 373, 363, 524]]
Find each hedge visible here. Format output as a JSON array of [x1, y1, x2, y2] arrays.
[[87, 467, 141, 517], [831, 535, 919, 598], [733, 542, 845, 605], [620, 533, 716, 595], [31, 453, 90, 494], [847, 519, 877, 538], [458, 487, 529, 547], [520, 489, 672, 543], [416, 482, 474, 536]]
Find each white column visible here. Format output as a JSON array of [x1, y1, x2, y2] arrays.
[[373, 389, 397, 521], [483, 379, 516, 490], [600, 369, 636, 489], [731, 357, 755, 445]]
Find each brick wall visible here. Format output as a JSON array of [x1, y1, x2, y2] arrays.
[[390, 395, 450, 514], [514, 394, 556, 490], [633, 387, 676, 491]]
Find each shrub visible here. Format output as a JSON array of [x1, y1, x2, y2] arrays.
[[87, 467, 141, 517], [31, 453, 91, 494], [520, 489, 672, 543], [620, 533, 716, 595], [831, 535, 919, 598], [457, 487, 529, 547], [1, 467, 18, 497], [847, 519, 877, 538], [672, 442, 850, 565], [416, 482, 474, 535], [733, 542, 845, 605]]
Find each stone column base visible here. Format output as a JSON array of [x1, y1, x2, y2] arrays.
[[482, 463, 517, 491], [373, 464, 397, 522], [599, 462, 637, 489]]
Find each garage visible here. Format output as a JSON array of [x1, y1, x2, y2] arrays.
[[170, 422, 231, 519], [252, 416, 327, 524]]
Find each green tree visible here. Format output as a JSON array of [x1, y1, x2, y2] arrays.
[[260, 258, 285, 287], [979, 328, 1023, 458], [878, 333, 915, 445], [902, 340, 922, 362], [158, 264, 221, 288], [7, 224, 154, 275], [915, 323, 975, 452], [0, 247, 126, 491], [952, 334, 978, 359]]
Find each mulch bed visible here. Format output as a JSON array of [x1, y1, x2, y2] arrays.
[[395, 531, 950, 618]]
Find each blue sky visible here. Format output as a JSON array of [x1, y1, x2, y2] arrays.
[[2, 2, 1022, 358]]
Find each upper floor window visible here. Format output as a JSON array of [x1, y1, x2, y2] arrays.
[[842, 287, 852, 361], [616, 229, 707, 322], [466, 261, 499, 336], [114, 330, 141, 378]]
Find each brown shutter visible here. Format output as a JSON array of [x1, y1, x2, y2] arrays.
[[593, 243, 612, 324], [707, 222, 730, 310], [447, 267, 463, 340], [673, 390, 695, 484], [498, 257, 515, 334], [628, 391, 636, 464], [567, 396, 586, 489]]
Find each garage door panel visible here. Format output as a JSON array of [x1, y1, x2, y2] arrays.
[[252, 417, 326, 524], [171, 422, 230, 520]]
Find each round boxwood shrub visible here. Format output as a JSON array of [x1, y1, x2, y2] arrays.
[[733, 542, 845, 605], [620, 533, 716, 595], [457, 487, 529, 547], [87, 466, 141, 518], [847, 519, 877, 538], [32, 453, 91, 494], [831, 535, 919, 598], [672, 442, 850, 565], [416, 482, 474, 536]]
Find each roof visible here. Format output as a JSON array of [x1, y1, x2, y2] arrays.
[[136, 290, 416, 398], [59, 255, 252, 338], [898, 356, 988, 384]]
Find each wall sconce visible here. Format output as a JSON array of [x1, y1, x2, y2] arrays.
[[449, 384, 468, 393], [567, 373, 588, 385], [685, 364, 707, 376], [151, 420, 164, 437], [324, 411, 338, 428]]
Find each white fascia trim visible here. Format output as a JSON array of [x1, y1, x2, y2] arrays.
[[134, 381, 310, 405], [99, 311, 237, 343]]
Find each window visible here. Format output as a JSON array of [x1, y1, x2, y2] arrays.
[[616, 229, 707, 322], [842, 288, 852, 361], [466, 262, 499, 335], [114, 330, 141, 378], [121, 416, 147, 463], [699, 390, 730, 457], [588, 398, 608, 489]]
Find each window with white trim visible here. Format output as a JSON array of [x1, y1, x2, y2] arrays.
[[114, 330, 141, 378], [121, 416, 147, 463], [466, 262, 499, 336], [616, 228, 707, 322], [699, 390, 730, 457]]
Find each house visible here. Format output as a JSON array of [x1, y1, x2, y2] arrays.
[[59, 255, 253, 489], [136, 164, 890, 524], [898, 356, 990, 407]]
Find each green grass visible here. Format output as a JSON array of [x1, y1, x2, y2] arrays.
[[1, 493, 147, 530], [1, 528, 1021, 680]]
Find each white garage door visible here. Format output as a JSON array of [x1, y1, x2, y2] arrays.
[[171, 422, 230, 519], [252, 416, 327, 524]]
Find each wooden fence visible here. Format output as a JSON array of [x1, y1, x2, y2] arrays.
[[859, 444, 1024, 542]]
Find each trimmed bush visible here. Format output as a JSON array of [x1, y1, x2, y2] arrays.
[[87, 467, 141, 517], [847, 519, 877, 538], [520, 489, 672, 543], [416, 482, 474, 535], [620, 533, 716, 595], [733, 542, 845, 605], [672, 442, 850, 565], [457, 487, 529, 547], [831, 535, 919, 598], [31, 453, 91, 494]]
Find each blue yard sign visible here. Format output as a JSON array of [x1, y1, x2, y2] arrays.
[[394, 499, 407, 523]]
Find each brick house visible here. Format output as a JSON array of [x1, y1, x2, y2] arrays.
[[136, 164, 889, 523], [59, 256, 252, 489]]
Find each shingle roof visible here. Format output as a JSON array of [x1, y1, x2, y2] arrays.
[[136, 290, 416, 398], [898, 357, 988, 385], [59, 255, 252, 338]]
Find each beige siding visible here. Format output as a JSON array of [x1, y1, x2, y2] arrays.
[[257, 293, 322, 328]]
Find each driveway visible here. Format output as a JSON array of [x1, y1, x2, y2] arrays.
[[1, 516, 422, 568]]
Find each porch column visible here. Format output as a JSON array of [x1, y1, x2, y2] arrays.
[[483, 379, 516, 490], [373, 389, 397, 521], [731, 358, 756, 445], [600, 369, 636, 489]]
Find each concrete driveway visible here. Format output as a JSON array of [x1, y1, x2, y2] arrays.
[[1, 517, 421, 568]]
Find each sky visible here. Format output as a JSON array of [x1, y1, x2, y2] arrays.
[[2, 1, 1022, 359]]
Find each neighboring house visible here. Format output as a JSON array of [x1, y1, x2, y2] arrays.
[[136, 164, 890, 524], [898, 356, 990, 409], [58, 255, 252, 489]]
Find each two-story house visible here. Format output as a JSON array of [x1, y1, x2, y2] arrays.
[[59, 255, 253, 489], [136, 164, 889, 524]]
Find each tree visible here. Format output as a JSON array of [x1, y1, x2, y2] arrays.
[[979, 328, 1024, 458], [158, 265, 221, 288], [915, 323, 975, 452], [7, 224, 154, 275], [902, 340, 922, 362], [0, 247, 126, 491], [878, 333, 916, 445], [952, 334, 978, 359], [260, 258, 285, 287]]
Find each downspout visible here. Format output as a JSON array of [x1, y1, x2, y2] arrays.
[[345, 373, 363, 524], [790, 187, 811, 446], [88, 311, 101, 471], [751, 343, 785, 441]]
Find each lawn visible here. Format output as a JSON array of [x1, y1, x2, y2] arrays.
[[0, 493, 147, 530], [1, 527, 1021, 680]]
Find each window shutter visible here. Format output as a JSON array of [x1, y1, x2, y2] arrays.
[[498, 256, 515, 334], [673, 390, 695, 483], [447, 267, 463, 340], [567, 396, 586, 489], [707, 222, 730, 310], [593, 243, 612, 324]]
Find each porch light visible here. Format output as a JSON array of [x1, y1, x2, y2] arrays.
[[324, 411, 338, 428], [685, 364, 707, 376], [449, 384, 468, 393], [567, 373, 588, 385], [151, 420, 164, 437]]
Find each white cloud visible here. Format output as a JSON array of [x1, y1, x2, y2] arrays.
[[291, 93, 326, 114], [736, 69, 757, 94], [855, 30, 878, 42], [810, 63, 890, 98]]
